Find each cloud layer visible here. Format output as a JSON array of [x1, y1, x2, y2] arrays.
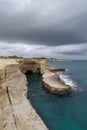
[[0, 0, 87, 59], [0, 42, 87, 59]]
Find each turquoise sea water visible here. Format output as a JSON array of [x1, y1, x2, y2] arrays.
[[27, 60, 87, 130]]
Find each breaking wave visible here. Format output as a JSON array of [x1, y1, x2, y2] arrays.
[[57, 71, 77, 88]]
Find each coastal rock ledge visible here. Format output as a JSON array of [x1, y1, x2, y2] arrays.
[[42, 70, 73, 94], [0, 59, 48, 130], [0, 58, 73, 130]]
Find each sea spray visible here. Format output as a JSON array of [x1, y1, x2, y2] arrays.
[[57, 70, 77, 88]]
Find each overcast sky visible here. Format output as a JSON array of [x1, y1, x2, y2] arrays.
[[0, 0, 87, 59]]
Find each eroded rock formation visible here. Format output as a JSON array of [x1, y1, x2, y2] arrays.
[[0, 58, 73, 130], [0, 59, 48, 130], [42, 70, 73, 94]]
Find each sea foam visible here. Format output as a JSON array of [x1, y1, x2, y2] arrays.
[[57, 71, 77, 88]]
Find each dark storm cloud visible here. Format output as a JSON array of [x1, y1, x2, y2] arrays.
[[0, 0, 87, 59], [58, 49, 87, 55], [0, 0, 87, 45]]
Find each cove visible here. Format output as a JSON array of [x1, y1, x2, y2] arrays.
[[26, 62, 87, 130]]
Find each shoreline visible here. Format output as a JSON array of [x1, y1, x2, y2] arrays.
[[0, 58, 73, 130], [42, 70, 73, 94], [0, 59, 48, 130]]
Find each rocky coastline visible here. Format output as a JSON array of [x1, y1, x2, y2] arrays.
[[42, 70, 73, 94], [0, 58, 73, 130]]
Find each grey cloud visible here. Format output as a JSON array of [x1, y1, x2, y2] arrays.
[[53, 43, 87, 55], [0, 0, 87, 45], [58, 50, 87, 55], [0, 0, 87, 59], [0, 42, 87, 59]]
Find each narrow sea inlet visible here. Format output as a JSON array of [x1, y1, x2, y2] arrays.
[[27, 60, 87, 130]]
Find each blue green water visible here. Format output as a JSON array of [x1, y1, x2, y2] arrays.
[[27, 60, 87, 130]]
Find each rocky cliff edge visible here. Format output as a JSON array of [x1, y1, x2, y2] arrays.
[[0, 59, 48, 130], [0, 58, 73, 130]]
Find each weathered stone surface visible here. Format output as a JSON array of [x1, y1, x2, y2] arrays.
[[47, 66, 65, 72], [0, 59, 48, 130], [0, 69, 5, 84], [42, 70, 73, 94], [0, 58, 73, 130], [18, 59, 40, 73]]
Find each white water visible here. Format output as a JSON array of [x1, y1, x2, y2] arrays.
[[57, 71, 77, 88]]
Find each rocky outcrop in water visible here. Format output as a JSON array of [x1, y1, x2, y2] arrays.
[[42, 70, 73, 94]]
